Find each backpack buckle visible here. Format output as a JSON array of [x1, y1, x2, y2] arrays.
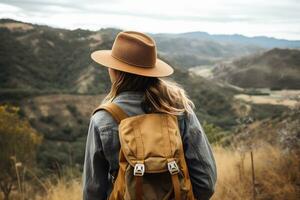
[[168, 160, 180, 175], [134, 163, 145, 176]]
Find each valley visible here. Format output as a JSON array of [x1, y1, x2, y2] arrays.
[[0, 18, 299, 200]]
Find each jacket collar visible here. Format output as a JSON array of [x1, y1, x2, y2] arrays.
[[113, 90, 144, 101]]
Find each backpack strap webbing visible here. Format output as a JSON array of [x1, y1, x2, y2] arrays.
[[171, 173, 181, 200], [135, 176, 143, 200], [92, 103, 128, 124]]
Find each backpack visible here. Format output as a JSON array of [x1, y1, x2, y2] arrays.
[[93, 102, 195, 200]]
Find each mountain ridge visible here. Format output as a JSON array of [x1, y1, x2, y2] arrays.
[[154, 31, 300, 48]]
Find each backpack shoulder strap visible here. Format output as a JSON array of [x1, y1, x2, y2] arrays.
[[92, 102, 128, 124]]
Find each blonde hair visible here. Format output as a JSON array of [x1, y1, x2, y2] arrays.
[[103, 69, 194, 115]]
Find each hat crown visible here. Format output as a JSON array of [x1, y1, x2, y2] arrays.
[[111, 31, 157, 68]]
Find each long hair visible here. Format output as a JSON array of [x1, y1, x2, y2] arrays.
[[103, 69, 194, 115]]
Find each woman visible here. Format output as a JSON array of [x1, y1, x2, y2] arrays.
[[83, 31, 217, 200]]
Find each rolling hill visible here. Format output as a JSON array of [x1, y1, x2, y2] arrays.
[[152, 35, 263, 68], [0, 19, 296, 172], [0, 19, 117, 95], [212, 48, 300, 89], [0, 19, 249, 170]]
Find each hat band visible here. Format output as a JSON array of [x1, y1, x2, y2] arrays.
[[111, 52, 155, 68]]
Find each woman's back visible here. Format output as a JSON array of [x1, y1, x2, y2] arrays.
[[83, 31, 217, 200], [83, 90, 217, 200]]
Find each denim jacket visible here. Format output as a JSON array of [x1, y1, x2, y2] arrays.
[[82, 91, 217, 200]]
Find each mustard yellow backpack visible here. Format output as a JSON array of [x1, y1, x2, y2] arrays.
[[94, 102, 195, 200]]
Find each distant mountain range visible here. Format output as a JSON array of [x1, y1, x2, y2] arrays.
[[2, 18, 300, 71], [152, 34, 264, 68], [154, 31, 300, 49], [151, 28, 299, 68], [1, 18, 299, 92]]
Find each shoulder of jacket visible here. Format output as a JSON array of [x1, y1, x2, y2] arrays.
[[90, 109, 117, 129]]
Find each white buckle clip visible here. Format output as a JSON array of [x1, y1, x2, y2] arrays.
[[134, 163, 145, 176], [168, 160, 180, 175]]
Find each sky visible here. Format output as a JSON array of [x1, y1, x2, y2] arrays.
[[0, 0, 299, 40]]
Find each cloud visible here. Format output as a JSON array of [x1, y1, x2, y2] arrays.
[[0, 0, 299, 39]]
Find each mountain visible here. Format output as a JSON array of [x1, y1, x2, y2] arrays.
[[0, 18, 244, 126], [152, 35, 263, 69], [212, 48, 300, 89], [157, 31, 300, 49], [0, 19, 119, 95], [0, 19, 251, 170], [1, 18, 295, 171], [151, 32, 299, 69]]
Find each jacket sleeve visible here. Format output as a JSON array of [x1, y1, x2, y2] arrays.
[[82, 115, 110, 200], [181, 109, 217, 200]]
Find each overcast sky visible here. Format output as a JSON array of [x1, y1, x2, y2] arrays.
[[0, 0, 299, 40]]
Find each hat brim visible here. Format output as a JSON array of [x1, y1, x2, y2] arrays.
[[91, 50, 174, 77]]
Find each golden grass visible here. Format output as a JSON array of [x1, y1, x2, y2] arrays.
[[2, 144, 298, 200], [34, 178, 82, 200], [212, 144, 299, 200]]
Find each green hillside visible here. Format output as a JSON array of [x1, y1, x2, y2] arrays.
[[0, 19, 118, 95], [0, 19, 250, 171]]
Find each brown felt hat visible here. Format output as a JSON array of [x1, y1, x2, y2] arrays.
[[91, 31, 174, 77]]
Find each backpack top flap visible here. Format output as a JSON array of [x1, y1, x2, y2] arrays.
[[93, 102, 184, 173], [119, 113, 183, 173]]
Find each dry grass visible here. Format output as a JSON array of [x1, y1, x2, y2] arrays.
[[35, 179, 82, 200], [212, 144, 300, 200], [2, 144, 298, 200], [38, 144, 298, 200]]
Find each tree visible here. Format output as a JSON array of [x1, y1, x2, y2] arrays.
[[0, 105, 42, 200]]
